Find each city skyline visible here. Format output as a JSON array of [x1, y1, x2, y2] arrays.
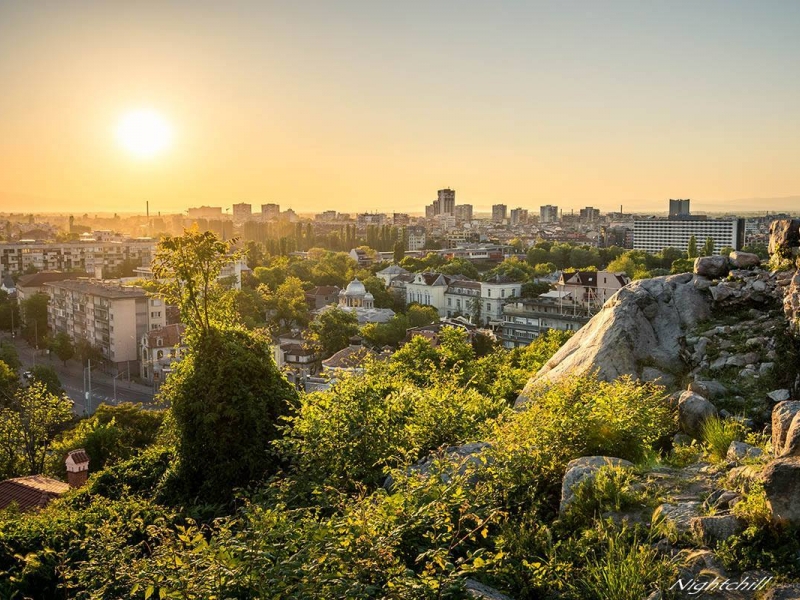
[[1, 1, 799, 214]]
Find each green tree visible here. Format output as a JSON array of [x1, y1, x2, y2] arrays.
[[49, 331, 74, 366], [719, 246, 734, 258], [0, 382, 74, 476], [261, 276, 310, 331], [0, 360, 18, 406], [0, 342, 21, 370], [160, 326, 298, 504], [702, 236, 715, 257], [152, 229, 237, 332], [29, 365, 63, 396], [393, 239, 405, 264], [21, 292, 49, 347], [406, 304, 440, 327], [0, 291, 19, 332], [307, 307, 360, 358], [687, 235, 698, 259]]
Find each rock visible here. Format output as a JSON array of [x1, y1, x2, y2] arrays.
[[782, 412, 800, 458], [729, 251, 761, 268], [762, 584, 800, 599], [644, 591, 662, 600], [767, 389, 791, 403], [703, 489, 740, 512], [689, 380, 728, 400], [751, 279, 767, 292], [641, 367, 676, 387], [710, 284, 734, 302], [517, 275, 711, 400], [727, 441, 763, 461], [768, 219, 800, 257], [464, 579, 514, 600], [760, 362, 775, 374], [652, 501, 702, 536], [727, 465, 762, 489], [761, 457, 800, 526], [677, 391, 718, 439], [694, 255, 729, 278], [559, 456, 634, 514], [690, 515, 745, 544], [673, 433, 693, 446], [725, 355, 747, 368], [772, 401, 800, 457]]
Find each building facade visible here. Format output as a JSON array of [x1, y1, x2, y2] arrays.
[[140, 323, 187, 385], [540, 205, 559, 224], [491, 204, 508, 223], [500, 293, 590, 349], [633, 218, 745, 254]]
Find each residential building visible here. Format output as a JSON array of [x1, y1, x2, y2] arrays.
[[349, 248, 374, 267], [45, 280, 167, 369], [392, 213, 410, 226], [0, 450, 88, 511], [580, 207, 600, 223], [444, 279, 482, 320], [669, 199, 691, 218], [510, 208, 528, 225], [140, 324, 187, 386], [438, 188, 455, 216], [557, 270, 630, 311], [454, 204, 473, 223], [492, 204, 507, 223], [633, 218, 745, 254], [501, 292, 590, 348], [16, 272, 77, 306], [405, 317, 477, 346], [540, 204, 559, 224], [376, 264, 410, 287], [357, 213, 386, 226], [261, 203, 281, 220], [187, 206, 223, 220], [232, 203, 252, 223], [305, 285, 341, 310], [481, 275, 523, 326], [406, 226, 427, 251]]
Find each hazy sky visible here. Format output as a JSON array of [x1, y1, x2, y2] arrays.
[[1, 1, 799, 215]]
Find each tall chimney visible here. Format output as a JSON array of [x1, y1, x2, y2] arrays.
[[65, 449, 90, 488]]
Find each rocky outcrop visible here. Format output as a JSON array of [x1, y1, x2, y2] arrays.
[[694, 255, 729, 278], [768, 219, 800, 257], [559, 456, 633, 514], [517, 274, 710, 398], [761, 457, 800, 526], [677, 391, 718, 439], [727, 441, 763, 461], [652, 501, 702, 535], [690, 514, 745, 544], [729, 251, 761, 269], [464, 579, 514, 600], [771, 401, 800, 457]]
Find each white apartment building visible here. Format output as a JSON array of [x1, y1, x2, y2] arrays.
[[481, 275, 523, 326], [633, 218, 745, 254], [0, 239, 156, 278], [45, 280, 167, 369], [406, 226, 427, 251]]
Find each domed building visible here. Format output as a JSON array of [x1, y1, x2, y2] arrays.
[[330, 277, 395, 324]]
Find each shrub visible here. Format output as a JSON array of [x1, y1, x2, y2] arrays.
[[701, 416, 746, 461], [563, 466, 644, 527]]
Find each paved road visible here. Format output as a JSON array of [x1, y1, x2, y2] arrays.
[[8, 336, 158, 414]]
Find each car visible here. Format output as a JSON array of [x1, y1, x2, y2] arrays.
[[22, 371, 33, 381]]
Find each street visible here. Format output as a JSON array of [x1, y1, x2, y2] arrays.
[[7, 336, 158, 414]]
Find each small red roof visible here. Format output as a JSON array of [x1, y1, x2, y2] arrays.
[[0, 475, 70, 511]]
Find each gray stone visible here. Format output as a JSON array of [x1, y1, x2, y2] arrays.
[[678, 391, 718, 439], [727, 465, 762, 488], [709, 356, 728, 371], [673, 433, 693, 446], [762, 584, 800, 600], [559, 456, 634, 514], [690, 515, 745, 544], [767, 389, 791, 403], [464, 579, 514, 600], [768, 218, 800, 256], [703, 489, 740, 512], [751, 279, 767, 292], [729, 251, 761, 268], [652, 501, 702, 536], [761, 457, 800, 526], [782, 412, 800, 458], [641, 366, 676, 387], [516, 275, 712, 399], [727, 441, 763, 461], [772, 401, 800, 457], [694, 255, 730, 278], [688, 380, 728, 400], [725, 355, 747, 368], [710, 284, 734, 302], [760, 362, 775, 374]]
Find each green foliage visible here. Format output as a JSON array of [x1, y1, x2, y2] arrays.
[[0, 341, 21, 371], [702, 236, 715, 257], [260, 275, 310, 332], [161, 325, 297, 505], [307, 306, 360, 358], [280, 366, 504, 490], [152, 229, 237, 332], [700, 415, 745, 461], [563, 466, 644, 527], [730, 482, 771, 528], [21, 292, 49, 346], [0, 359, 18, 405], [716, 525, 800, 577], [670, 257, 694, 274], [687, 235, 698, 259], [0, 382, 74, 477], [46, 403, 165, 477], [29, 365, 63, 396]]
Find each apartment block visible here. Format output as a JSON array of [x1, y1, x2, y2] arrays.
[[633, 218, 745, 254], [45, 280, 166, 368]]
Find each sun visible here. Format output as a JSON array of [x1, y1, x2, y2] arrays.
[[115, 109, 173, 158]]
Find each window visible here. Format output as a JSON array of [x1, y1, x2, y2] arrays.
[[501, 289, 505, 298], [487, 289, 492, 297]]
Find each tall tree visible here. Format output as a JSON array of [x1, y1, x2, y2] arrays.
[[21, 292, 49, 347], [702, 236, 715, 257], [306, 307, 360, 358], [687, 235, 698, 259], [49, 331, 75, 366]]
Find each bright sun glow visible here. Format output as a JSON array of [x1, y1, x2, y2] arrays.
[[115, 109, 173, 158]]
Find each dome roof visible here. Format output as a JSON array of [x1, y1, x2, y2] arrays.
[[344, 278, 366, 296], [364, 292, 374, 300]]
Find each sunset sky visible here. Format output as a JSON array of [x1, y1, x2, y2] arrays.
[[1, 1, 799, 215]]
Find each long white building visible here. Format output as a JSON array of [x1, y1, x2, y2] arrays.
[[633, 218, 745, 254]]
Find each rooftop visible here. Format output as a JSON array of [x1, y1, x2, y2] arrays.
[[44, 279, 149, 299], [0, 475, 70, 511]]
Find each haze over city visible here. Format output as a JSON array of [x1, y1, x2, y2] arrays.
[[1, 0, 799, 215]]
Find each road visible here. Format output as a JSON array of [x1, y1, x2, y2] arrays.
[[8, 336, 158, 414]]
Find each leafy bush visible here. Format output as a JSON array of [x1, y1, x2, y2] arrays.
[[563, 466, 644, 527]]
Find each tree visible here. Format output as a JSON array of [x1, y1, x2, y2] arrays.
[[75, 338, 103, 367], [261, 276, 310, 332], [0, 342, 20, 371], [0, 360, 18, 406], [21, 292, 49, 347], [152, 229, 237, 332], [719, 246, 734, 258], [406, 304, 440, 327], [49, 331, 74, 366], [521, 281, 551, 298], [30, 365, 63, 396], [0, 291, 19, 333], [160, 326, 297, 504], [0, 382, 73, 476], [393, 240, 404, 264], [702, 236, 715, 257], [307, 307, 360, 358], [687, 235, 698, 259]]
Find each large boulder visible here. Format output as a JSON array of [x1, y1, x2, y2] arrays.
[[694, 256, 729, 279], [464, 579, 514, 600], [652, 501, 702, 536], [729, 251, 761, 269], [727, 441, 763, 461], [517, 274, 710, 400], [559, 456, 634, 514], [761, 457, 800, 526], [763, 584, 800, 599], [677, 391, 718, 439], [690, 515, 745, 544], [772, 401, 800, 457], [768, 219, 800, 257]]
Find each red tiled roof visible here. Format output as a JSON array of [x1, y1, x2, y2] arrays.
[[0, 475, 70, 511], [145, 323, 186, 348], [16, 271, 80, 289]]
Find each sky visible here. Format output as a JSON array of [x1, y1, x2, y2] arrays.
[[0, 0, 799, 215]]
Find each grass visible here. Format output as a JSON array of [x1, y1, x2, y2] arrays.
[[701, 415, 746, 462]]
